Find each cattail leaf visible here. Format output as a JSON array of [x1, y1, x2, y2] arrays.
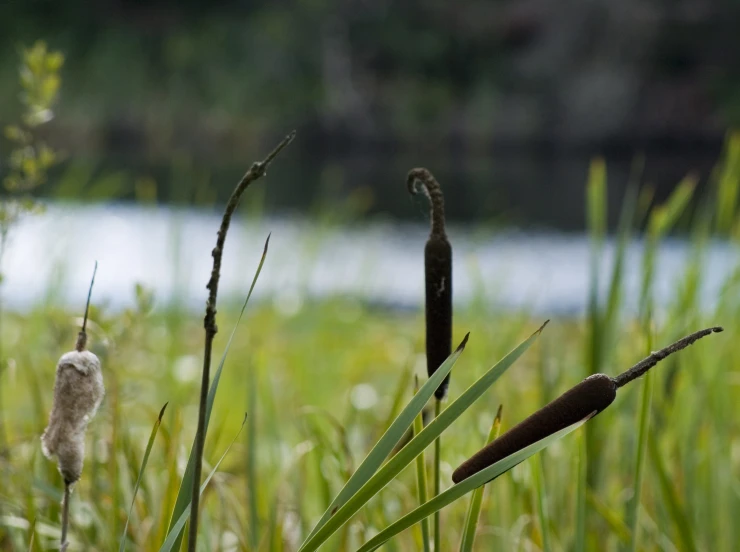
[[119, 402, 168, 552], [412, 380, 432, 552], [302, 333, 469, 546], [159, 414, 247, 552], [459, 405, 502, 552], [165, 235, 269, 550], [355, 416, 590, 552], [299, 322, 546, 552]]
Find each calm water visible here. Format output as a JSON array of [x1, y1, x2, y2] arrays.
[[3, 203, 736, 316]]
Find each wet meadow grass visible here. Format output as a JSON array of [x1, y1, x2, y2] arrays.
[[0, 269, 736, 551]]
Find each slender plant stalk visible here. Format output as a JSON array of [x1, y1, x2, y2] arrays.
[[534, 454, 551, 552], [413, 379, 431, 552], [246, 358, 259, 549], [613, 327, 721, 388], [187, 131, 295, 552], [625, 351, 653, 551], [0, 233, 8, 460], [575, 432, 587, 552], [28, 518, 36, 552], [60, 482, 71, 552], [433, 400, 442, 552]]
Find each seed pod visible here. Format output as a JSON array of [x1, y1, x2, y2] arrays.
[[41, 263, 104, 485], [452, 326, 723, 484], [41, 348, 104, 483], [453, 374, 615, 483], [408, 168, 452, 400]]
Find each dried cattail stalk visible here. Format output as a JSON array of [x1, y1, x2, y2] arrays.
[[41, 262, 104, 485]]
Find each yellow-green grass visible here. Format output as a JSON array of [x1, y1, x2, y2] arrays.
[[0, 290, 735, 551]]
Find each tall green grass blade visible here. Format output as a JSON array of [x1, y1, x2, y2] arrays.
[[27, 518, 36, 552], [246, 358, 259, 550], [356, 416, 591, 552], [119, 402, 168, 552], [624, 332, 654, 552], [299, 322, 546, 552], [586, 157, 607, 376], [302, 333, 470, 544], [649, 175, 697, 238], [716, 133, 740, 234], [533, 453, 551, 552], [587, 157, 608, 247], [412, 384, 431, 552], [159, 414, 248, 552], [459, 404, 502, 552], [648, 437, 698, 552], [575, 432, 587, 552], [383, 368, 413, 439], [584, 158, 607, 492], [587, 490, 631, 544], [165, 235, 270, 550], [603, 183, 639, 339]]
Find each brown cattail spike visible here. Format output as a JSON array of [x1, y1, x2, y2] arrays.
[[452, 374, 616, 483], [408, 168, 452, 400]]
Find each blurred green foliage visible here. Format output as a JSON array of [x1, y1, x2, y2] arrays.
[[1, 41, 63, 264]]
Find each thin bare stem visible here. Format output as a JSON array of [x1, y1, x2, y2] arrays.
[[76, 260, 98, 352], [187, 130, 295, 552], [613, 326, 723, 388], [60, 482, 71, 551], [433, 400, 441, 552]]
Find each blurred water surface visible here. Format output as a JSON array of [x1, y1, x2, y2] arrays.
[[3, 203, 736, 316]]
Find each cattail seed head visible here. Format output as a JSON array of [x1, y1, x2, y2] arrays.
[[41, 262, 103, 485], [452, 374, 616, 484], [41, 349, 104, 484], [408, 168, 453, 399]]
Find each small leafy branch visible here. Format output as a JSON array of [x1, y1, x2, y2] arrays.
[[1, 40, 64, 269]]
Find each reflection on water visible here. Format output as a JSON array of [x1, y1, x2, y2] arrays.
[[3, 203, 736, 316]]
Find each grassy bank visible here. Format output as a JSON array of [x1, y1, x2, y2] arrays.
[[0, 274, 736, 551]]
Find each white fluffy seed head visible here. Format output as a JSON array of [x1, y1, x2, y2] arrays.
[[41, 349, 104, 484]]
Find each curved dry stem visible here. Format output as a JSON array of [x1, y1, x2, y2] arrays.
[[76, 260, 98, 352], [407, 168, 447, 238], [188, 130, 295, 552], [613, 326, 723, 388]]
